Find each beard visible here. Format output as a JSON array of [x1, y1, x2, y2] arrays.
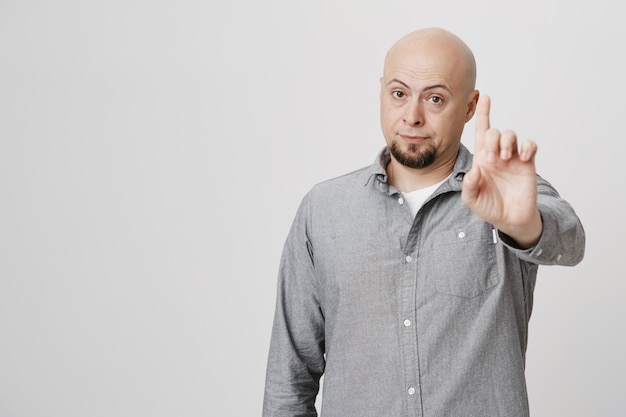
[[390, 141, 437, 169]]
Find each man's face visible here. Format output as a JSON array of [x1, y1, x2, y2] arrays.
[[380, 40, 477, 171]]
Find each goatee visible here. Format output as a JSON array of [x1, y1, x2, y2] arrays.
[[390, 142, 436, 169]]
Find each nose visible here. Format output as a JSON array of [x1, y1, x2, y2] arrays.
[[403, 99, 423, 126]]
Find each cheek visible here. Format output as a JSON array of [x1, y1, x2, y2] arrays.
[[379, 107, 392, 129], [434, 110, 465, 133], [436, 119, 466, 144], [381, 105, 401, 127], [380, 109, 399, 142]]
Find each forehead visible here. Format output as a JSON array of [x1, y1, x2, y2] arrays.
[[383, 38, 470, 92]]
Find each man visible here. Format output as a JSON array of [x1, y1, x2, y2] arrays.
[[263, 27, 585, 417]]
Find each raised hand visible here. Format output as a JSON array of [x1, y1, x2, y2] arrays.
[[461, 94, 543, 248]]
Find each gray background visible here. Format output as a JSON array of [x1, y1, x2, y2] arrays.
[[0, 0, 623, 416]]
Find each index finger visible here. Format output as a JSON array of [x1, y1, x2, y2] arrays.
[[474, 93, 491, 136]]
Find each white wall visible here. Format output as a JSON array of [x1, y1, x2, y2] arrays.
[[0, 1, 623, 416]]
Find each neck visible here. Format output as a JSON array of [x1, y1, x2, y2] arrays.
[[387, 156, 455, 193]]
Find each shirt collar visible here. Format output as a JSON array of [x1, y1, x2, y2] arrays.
[[364, 144, 474, 192]]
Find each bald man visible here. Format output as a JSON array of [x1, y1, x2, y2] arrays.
[[263, 28, 585, 417]]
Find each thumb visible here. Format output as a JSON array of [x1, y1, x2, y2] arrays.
[[461, 167, 481, 206]]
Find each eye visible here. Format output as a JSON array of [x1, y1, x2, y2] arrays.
[[428, 95, 444, 105], [392, 90, 405, 99]]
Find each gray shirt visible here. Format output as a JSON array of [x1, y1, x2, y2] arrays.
[[263, 145, 585, 417]]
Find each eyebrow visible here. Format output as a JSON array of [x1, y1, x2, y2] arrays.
[[386, 78, 452, 94]]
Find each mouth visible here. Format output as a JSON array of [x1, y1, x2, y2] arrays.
[[398, 134, 428, 143]]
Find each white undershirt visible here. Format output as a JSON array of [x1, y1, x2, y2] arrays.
[[401, 175, 451, 218]]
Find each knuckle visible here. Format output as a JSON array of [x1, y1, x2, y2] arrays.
[[485, 128, 500, 143], [501, 129, 517, 142]]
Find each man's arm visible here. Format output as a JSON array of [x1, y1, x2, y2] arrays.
[[263, 193, 325, 417], [502, 176, 585, 266], [462, 94, 584, 263]]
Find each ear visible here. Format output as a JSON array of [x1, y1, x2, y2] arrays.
[[464, 90, 480, 122]]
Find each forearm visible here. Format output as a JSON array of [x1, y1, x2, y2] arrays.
[[496, 208, 543, 250], [263, 287, 325, 416], [500, 193, 585, 265]]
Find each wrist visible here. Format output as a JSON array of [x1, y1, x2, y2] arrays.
[[497, 209, 543, 249]]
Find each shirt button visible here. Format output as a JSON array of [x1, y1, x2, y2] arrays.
[[403, 319, 411, 327], [398, 197, 405, 205], [457, 231, 466, 239], [408, 387, 416, 395], [405, 255, 412, 263]]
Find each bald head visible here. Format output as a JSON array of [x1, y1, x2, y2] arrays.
[[378, 27, 480, 180], [383, 27, 477, 94]]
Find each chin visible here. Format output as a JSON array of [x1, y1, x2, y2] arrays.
[[390, 142, 437, 169]]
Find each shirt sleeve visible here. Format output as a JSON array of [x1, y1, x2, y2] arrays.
[[263, 192, 325, 417], [500, 175, 586, 265]]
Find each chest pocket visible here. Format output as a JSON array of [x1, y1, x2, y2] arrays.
[[429, 223, 500, 298]]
